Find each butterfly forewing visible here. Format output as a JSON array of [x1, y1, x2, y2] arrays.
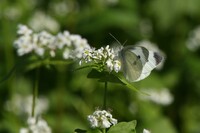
[[120, 47, 143, 82]]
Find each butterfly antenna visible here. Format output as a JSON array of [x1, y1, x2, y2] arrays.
[[109, 33, 122, 45], [122, 40, 127, 46]]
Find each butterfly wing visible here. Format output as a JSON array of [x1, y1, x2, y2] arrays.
[[120, 46, 163, 82], [120, 46, 143, 82], [136, 51, 163, 81]]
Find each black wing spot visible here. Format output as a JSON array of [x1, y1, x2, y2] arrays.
[[132, 55, 140, 65], [154, 52, 162, 65]]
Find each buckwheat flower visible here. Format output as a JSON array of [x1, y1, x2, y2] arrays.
[[105, 45, 114, 58], [4, 6, 22, 20], [28, 11, 60, 33], [87, 115, 98, 128], [143, 129, 151, 133], [139, 88, 174, 106], [80, 45, 121, 73], [50, 50, 56, 57], [63, 48, 71, 59], [187, 26, 200, 51], [74, 39, 90, 59], [87, 110, 117, 129], [20, 117, 51, 133], [113, 60, 121, 72], [34, 47, 45, 57], [14, 35, 34, 56], [56, 31, 71, 49], [82, 48, 93, 60], [38, 31, 54, 46], [17, 24, 33, 35], [14, 24, 91, 59], [106, 58, 114, 71], [5, 94, 49, 117], [19, 128, 28, 133], [50, 1, 69, 16]]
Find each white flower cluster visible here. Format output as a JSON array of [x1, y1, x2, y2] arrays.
[[5, 94, 49, 117], [14, 24, 90, 59], [80, 45, 121, 73], [187, 26, 200, 51], [139, 88, 174, 106], [20, 117, 51, 133], [87, 110, 118, 129], [143, 129, 151, 133], [28, 11, 60, 33]]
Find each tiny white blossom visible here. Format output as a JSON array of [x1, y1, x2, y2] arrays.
[[14, 36, 34, 56], [63, 48, 71, 59], [113, 60, 121, 72], [87, 115, 98, 128], [34, 47, 45, 57], [38, 31, 54, 46], [187, 26, 200, 51], [50, 50, 56, 57], [106, 59, 114, 71], [19, 128, 29, 133], [17, 24, 33, 35], [143, 129, 151, 133], [87, 110, 117, 129], [56, 31, 71, 49]]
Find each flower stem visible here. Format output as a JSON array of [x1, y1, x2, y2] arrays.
[[31, 68, 40, 117], [103, 81, 108, 110], [102, 128, 106, 133]]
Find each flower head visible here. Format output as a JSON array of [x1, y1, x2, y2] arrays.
[[80, 45, 121, 73], [19, 117, 51, 133], [139, 88, 174, 106], [187, 26, 200, 51], [143, 129, 151, 133], [87, 110, 117, 129], [14, 24, 90, 60], [5, 94, 49, 117]]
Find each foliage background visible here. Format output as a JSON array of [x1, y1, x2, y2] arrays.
[[1, 0, 200, 133]]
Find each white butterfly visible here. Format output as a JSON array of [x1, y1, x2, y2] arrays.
[[113, 44, 163, 82]]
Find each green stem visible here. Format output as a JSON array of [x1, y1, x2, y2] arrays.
[[102, 128, 106, 133], [103, 81, 108, 110], [31, 68, 40, 117]]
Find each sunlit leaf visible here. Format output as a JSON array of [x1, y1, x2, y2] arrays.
[[108, 120, 137, 133]]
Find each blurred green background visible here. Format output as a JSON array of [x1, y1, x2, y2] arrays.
[[1, 0, 200, 133]]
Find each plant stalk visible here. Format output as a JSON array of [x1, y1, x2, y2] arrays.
[[103, 81, 108, 110], [31, 68, 40, 117]]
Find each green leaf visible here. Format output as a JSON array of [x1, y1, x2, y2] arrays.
[[108, 120, 137, 133], [116, 73, 143, 93], [74, 128, 102, 133], [74, 129, 87, 133], [0, 63, 17, 83], [25, 58, 73, 71], [87, 129, 102, 133]]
